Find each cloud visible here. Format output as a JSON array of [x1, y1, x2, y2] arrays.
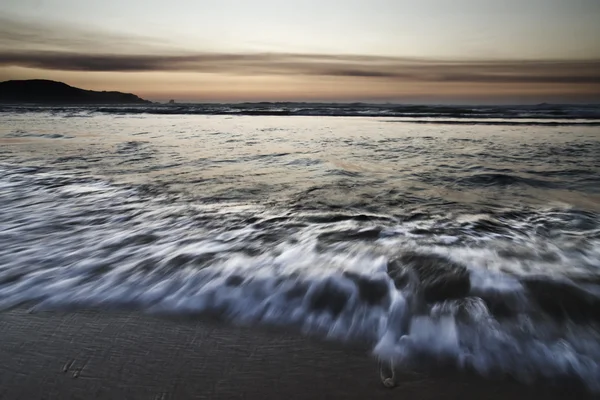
[[0, 16, 170, 53], [1, 50, 599, 85], [1, 15, 599, 85]]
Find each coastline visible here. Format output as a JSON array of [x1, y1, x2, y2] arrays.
[[0, 309, 596, 399]]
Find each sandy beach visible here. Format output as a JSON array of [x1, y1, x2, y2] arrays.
[[0, 309, 595, 400]]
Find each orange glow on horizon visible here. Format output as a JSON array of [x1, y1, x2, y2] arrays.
[[1, 66, 599, 104]]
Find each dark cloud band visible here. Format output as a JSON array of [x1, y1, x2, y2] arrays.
[[1, 50, 599, 85]]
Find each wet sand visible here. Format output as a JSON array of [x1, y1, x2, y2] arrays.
[[0, 309, 596, 400]]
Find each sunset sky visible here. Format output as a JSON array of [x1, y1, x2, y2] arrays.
[[1, 0, 599, 103]]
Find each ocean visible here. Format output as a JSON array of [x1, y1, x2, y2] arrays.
[[1, 103, 600, 389]]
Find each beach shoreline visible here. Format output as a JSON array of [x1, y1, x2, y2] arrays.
[[0, 308, 595, 400]]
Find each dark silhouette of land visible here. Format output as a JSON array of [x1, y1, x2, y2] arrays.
[[0, 79, 151, 104]]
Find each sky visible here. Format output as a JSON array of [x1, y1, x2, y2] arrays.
[[0, 0, 599, 103]]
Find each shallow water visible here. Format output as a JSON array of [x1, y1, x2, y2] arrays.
[[1, 107, 600, 389]]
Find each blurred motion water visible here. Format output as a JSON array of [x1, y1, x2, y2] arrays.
[[1, 106, 600, 389]]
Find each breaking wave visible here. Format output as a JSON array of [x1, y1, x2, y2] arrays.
[[1, 103, 599, 125], [1, 165, 600, 390]]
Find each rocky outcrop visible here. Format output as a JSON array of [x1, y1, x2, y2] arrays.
[[388, 252, 471, 303]]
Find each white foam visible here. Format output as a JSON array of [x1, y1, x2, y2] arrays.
[[1, 166, 600, 390]]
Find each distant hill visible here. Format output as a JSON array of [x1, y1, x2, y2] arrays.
[[0, 80, 151, 104]]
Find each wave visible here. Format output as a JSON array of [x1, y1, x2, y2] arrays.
[[389, 120, 600, 127], [1, 165, 600, 390], [1, 103, 599, 123], [456, 173, 557, 188], [4, 130, 74, 139]]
